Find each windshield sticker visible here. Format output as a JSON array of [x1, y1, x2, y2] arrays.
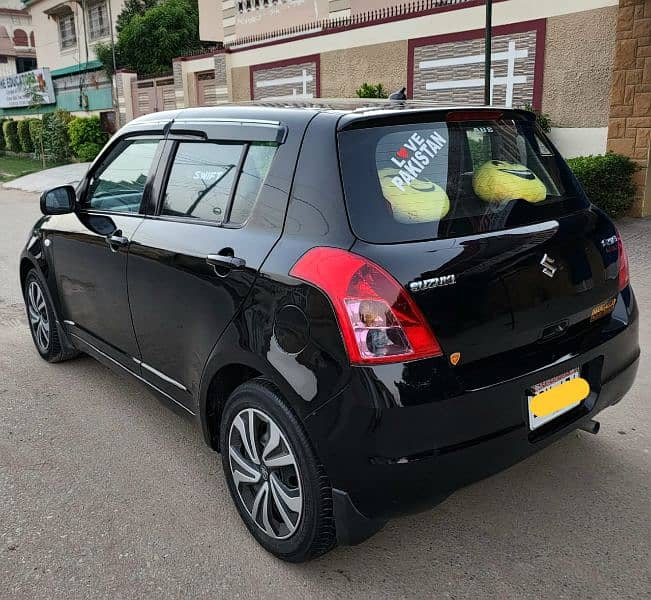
[[389, 131, 448, 192], [193, 170, 222, 181]]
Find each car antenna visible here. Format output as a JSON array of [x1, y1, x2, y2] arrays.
[[163, 119, 174, 137]]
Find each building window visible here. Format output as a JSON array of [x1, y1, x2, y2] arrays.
[[13, 28, 28, 47], [0, 56, 8, 64], [238, 0, 273, 12], [58, 12, 77, 49], [16, 57, 37, 73], [87, 1, 110, 41]]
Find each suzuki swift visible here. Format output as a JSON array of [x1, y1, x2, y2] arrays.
[[20, 102, 639, 562]]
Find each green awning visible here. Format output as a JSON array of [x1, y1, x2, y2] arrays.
[[50, 60, 103, 78]]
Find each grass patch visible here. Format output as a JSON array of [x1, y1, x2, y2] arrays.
[[0, 153, 62, 183]]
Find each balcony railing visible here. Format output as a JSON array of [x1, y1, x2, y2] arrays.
[[228, 0, 477, 49]]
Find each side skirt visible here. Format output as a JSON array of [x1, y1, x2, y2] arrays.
[[69, 332, 196, 417]]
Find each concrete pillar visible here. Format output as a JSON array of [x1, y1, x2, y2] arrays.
[[329, 0, 351, 20], [114, 70, 137, 126], [173, 59, 186, 109], [214, 51, 229, 104]]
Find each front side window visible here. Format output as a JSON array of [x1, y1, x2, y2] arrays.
[[85, 140, 160, 213], [58, 12, 76, 49], [162, 142, 244, 223], [87, 0, 109, 41]]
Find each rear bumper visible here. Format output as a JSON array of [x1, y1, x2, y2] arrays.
[[305, 292, 640, 544]]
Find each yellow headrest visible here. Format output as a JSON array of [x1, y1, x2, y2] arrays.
[[472, 160, 547, 204], [378, 168, 450, 224]]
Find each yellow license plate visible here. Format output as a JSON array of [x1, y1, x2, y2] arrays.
[[527, 369, 590, 430]]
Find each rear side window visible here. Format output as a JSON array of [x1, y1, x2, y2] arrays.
[[339, 117, 587, 243], [161, 141, 277, 225], [162, 142, 244, 223], [229, 142, 277, 225]]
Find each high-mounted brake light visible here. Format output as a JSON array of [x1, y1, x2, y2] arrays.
[[290, 247, 442, 365], [446, 110, 503, 122], [616, 229, 629, 291]]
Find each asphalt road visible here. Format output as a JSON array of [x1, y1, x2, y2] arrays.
[[1, 188, 649, 599]]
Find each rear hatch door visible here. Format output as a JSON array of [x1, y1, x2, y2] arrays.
[[339, 109, 621, 368]]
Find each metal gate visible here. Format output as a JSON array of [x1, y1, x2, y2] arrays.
[[196, 70, 218, 106], [131, 76, 176, 118]]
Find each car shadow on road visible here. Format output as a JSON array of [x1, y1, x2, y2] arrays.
[[17, 335, 645, 599]]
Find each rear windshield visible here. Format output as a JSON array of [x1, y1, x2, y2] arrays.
[[338, 117, 587, 243]]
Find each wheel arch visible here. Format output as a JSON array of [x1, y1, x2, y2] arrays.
[[200, 361, 263, 451], [19, 255, 40, 291]]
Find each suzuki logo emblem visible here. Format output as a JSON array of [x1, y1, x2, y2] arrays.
[[540, 253, 557, 278]]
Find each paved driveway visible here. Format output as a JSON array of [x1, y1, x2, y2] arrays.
[[0, 189, 649, 599]]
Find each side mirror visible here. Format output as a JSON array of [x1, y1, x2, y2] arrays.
[[40, 185, 76, 215]]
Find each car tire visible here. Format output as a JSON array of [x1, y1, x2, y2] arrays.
[[220, 378, 336, 562], [24, 270, 77, 363]]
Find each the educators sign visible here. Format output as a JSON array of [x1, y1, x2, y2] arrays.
[[0, 68, 56, 109]]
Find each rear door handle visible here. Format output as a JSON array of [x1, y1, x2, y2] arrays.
[[206, 254, 246, 270], [106, 232, 129, 251]]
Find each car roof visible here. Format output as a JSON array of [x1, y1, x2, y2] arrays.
[[123, 100, 535, 135]]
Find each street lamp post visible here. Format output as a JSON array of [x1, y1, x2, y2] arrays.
[[484, 0, 492, 105]]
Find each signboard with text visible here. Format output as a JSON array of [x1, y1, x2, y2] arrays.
[[0, 68, 56, 109]]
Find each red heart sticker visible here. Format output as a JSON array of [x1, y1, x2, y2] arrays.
[[396, 147, 409, 160]]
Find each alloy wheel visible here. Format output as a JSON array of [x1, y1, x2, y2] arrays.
[[228, 407, 303, 540], [27, 280, 50, 353]]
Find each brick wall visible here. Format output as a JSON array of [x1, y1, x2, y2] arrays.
[[607, 0, 650, 216]]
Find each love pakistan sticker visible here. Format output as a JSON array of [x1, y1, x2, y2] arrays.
[[388, 131, 448, 192], [378, 130, 451, 224]]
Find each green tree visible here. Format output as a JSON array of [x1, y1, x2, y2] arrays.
[[22, 71, 49, 167], [97, 0, 201, 77], [116, 0, 159, 33]]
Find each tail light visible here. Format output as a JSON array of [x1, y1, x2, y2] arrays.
[[290, 247, 442, 365], [616, 229, 630, 291]]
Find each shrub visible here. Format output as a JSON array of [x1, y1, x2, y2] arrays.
[[43, 109, 72, 163], [68, 116, 109, 161], [567, 152, 639, 219], [17, 119, 34, 153], [0, 118, 6, 151], [522, 103, 552, 133], [356, 83, 389, 99], [29, 118, 44, 157], [2, 120, 20, 152], [74, 142, 104, 162]]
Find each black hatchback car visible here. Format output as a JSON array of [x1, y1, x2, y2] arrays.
[[21, 102, 639, 562]]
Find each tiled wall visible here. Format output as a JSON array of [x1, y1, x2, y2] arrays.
[[251, 59, 318, 100], [411, 28, 539, 108]]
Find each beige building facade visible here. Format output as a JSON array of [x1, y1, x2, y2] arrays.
[[7, 0, 124, 117], [122, 0, 651, 214], [0, 3, 37, 78], [25, 0, 124, 72]]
